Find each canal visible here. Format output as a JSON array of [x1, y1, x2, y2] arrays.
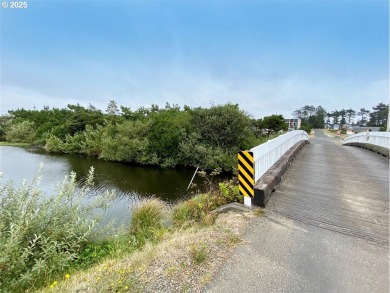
[[0, 146, 224, 226]]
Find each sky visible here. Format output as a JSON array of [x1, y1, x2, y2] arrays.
[[0, 0, 389, 119]]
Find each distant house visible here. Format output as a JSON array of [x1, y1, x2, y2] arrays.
[[333, 123, 340, 130], [284, 118, 301, 131]]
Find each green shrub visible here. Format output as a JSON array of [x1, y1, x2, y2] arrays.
[[5, 120, 36, 143], [73, 240, 115, 269], [0, 166, 113, 292], [44, 134, 64, 153], [129, 199, 166, 247], [178, 137, 237, 171], [218, 180, 243, 203], [299, 121, 313, 134], [147, 110, 192, 162]]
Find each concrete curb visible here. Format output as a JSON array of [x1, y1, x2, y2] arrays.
[[214, 202, 257, 214], [343, 142, 389, 158], [253, 140, 309, 207]]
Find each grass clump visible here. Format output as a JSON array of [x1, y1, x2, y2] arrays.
[[173, 176, 243, 228], [173, 194, 219, 228], [129, 199, 166, 247], [190, 244, 208, 265]]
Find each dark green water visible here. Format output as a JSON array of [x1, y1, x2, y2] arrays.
[[0, 146, 226, 225]]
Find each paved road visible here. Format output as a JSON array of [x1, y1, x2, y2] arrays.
[[206, 129, 389, 293]]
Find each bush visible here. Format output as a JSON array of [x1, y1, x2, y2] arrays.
[[5, 120, 36, 143], [299, 121, 313, 134], [218, 180, 242, 203], [179, 137, 237, 171], [44, 134, 64, 153], [147, 110, 192, 162], [0, 166, 113, 292], [190, 104, 254, 149]]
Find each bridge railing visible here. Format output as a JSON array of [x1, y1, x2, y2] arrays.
[[342, 132, 390, 149], [250, 130, 309, 182]]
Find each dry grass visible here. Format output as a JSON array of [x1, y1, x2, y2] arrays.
[[39, 211, 255, 293]]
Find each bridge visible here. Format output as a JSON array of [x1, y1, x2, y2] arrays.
[[240, 129, 389, 243], [267, 129, 389, 243], [207, 129, 389, 292]]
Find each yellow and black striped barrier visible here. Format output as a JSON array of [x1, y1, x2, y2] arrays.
[[237, 151, 254, 198]]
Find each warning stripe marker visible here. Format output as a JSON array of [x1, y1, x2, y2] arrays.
[[237, 151, 254, 198]]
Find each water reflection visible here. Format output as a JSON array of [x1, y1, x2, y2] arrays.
[[0, 146, 230, 226]]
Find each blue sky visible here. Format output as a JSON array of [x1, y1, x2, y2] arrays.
[[1, 0, 388, 118]]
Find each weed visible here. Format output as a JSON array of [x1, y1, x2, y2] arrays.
[[253, 208, 264, 216], [228, 235, 242, 245], [190, 244, 208, 264]]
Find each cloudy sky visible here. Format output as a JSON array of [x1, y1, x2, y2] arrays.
[[1, 0, 388, 118]]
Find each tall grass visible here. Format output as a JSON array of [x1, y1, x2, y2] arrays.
[[129, 199, 167, 247]]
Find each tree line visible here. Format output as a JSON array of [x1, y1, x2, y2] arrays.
[[0, 102, 288, 172], [292, 102, 389, 131]]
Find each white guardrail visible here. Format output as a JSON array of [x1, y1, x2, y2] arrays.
[[250, 130, 309, 182], [342, 132, 390, 149]]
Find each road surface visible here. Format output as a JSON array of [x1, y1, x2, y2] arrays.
[[206, 129, 389, 293]]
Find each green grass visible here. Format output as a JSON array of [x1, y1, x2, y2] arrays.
[[190, 244, 208, 264], [0, 141, 31, 146], [129, 199, 167, 247]]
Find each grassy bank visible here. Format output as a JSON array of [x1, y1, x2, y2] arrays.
[[38, 212, 255, 293], [0, 169, 261, 292], [0, 141, 31, 146]]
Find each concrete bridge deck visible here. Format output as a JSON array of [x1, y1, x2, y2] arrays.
[[267, 129, 389, 244], [207, 129, 389, 293]]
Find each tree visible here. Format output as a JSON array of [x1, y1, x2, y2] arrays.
[[329, 110, 340, 124], [261, 114, 288, 137], [345, 109, 356, 125], [147, 110, 192, 162], [314, 105, 327, 128], [357, 108, 370, 126], [251, 118, 263, 138], [106, 100, 120, 116], [292, 108, 302, 119], [88, 103, 98, 111], [190, 103, 253, 149], [293, 105, 326, 128], [339, 109, 346, 125], [368, 102, 389, 127]]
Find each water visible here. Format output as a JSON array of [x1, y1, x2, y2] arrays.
[[0, 146, 223, 226]]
